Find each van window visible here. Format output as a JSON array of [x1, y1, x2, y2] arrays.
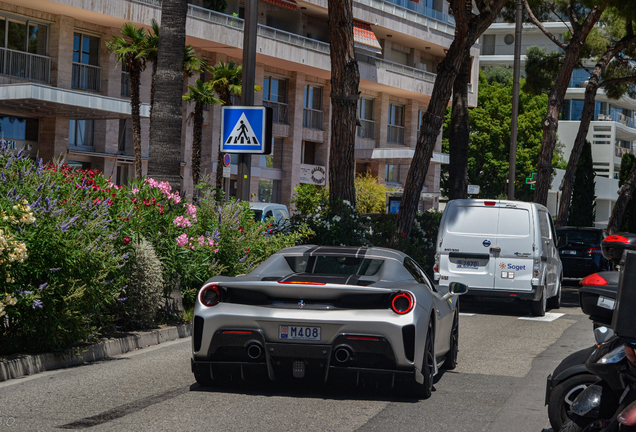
[[497, 208, 530, 236], [539, 211, 552, 239], [445, 206, 498, 235]]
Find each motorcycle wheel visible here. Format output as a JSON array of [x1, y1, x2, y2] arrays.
[[559, 416, 604, 432], [548, 373, 597, 431]]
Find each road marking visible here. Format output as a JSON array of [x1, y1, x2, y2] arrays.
[[518, 312, 564, 322], [459, 313, 476, 317]]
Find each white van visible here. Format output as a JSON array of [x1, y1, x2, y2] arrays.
[[434, 199, 562, 316]]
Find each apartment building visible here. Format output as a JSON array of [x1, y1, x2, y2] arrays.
[[481, 21, 636, 225], [0, 0, 480, 209]]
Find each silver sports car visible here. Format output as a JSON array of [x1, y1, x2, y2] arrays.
[[191, 245, 467, 398]]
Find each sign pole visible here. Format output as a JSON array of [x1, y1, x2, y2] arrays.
[[508, 0, 523, 200], [237, 0, 258, 202]]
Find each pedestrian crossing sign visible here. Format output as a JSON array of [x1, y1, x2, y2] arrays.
[[221, 106, 272, 154]]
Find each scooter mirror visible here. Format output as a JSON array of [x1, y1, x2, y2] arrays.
[[594, 326, 614, 345]]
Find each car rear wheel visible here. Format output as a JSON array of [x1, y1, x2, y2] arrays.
[[407, 321, 434, 399], [548, 281, 562, 310], [442, 311, 458, 370], [531, 286, 547, 317]]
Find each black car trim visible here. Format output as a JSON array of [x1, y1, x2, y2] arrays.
[[449, 252, 490, 260]]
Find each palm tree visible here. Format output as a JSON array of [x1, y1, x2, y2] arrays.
[[107, 23, 148, 179], [183, 79, 223, 186], [183, 45, 206, 78]]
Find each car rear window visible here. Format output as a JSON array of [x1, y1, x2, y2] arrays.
[[558, 230, 600, 245], [285, 256, 384, 276], [445, 206, 498, 235], [253, 210, 263, 222]]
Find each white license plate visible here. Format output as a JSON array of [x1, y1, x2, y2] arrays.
[[457, 260, 480, 269], [597, 296, 616, 310], [279, 325, 321, 341], [561, 250, 577, 255]]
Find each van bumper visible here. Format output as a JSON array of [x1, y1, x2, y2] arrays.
[[464, 287, 541, 301]]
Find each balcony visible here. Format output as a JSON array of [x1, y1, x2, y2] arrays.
[[0, 48, 50, 83], [387, 124, 405, 144], [615, 146, 635, 158], [303, 108, 324, 130], [263, 100, 289, 124], [357, 119, 375, 139], [72, 63, 102, 92], [597, 113, 635, 129], [356, 53, 436, 84]]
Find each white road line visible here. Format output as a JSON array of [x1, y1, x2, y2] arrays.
[[459, 313, 476, 317], [518, 312, 565, 322]]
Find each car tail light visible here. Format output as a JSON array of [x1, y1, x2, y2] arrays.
[[485, 201, 496, 206], [586, 247, 603, 256], [391, 291, 414, 314], [580, 273, 608, 286], [278, 281, 326, 285], [200, 283, 221, 307], [618, 400, 636, 426], [433, 263, 439, 273], [605, 235, 630, 243]]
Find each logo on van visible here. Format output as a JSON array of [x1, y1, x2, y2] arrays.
[[483, 239, 491, 247], [500, 262, 526, 271]]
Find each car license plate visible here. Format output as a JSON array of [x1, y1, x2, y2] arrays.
[[561, 250, 577, 255], [457, 260, 479, 269], [279, 325, 321, 341], [597, 296, 616, 310]]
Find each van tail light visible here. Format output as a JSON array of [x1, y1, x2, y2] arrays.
[[580, 273, 608, 286], [391, 291, 415, 314], [618, 400, 636, 426], [605, 235, 629, 243], [200, 283, 222, 307], [586, 247, 603, 256], [485, 201, 496, 206], [433, 263, 439, 273]]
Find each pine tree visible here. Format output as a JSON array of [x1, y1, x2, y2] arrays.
[[567, 140, 596, 227], [619, 153, 636, 232]]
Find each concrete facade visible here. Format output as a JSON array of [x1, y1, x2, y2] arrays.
[[0, 0, 480, 209]]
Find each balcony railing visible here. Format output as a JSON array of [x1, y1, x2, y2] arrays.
[[357, 119, 375, 139], [303, 108, 324, 130], [597, 113, 635, 129], [615, 146, 636, 158], [356, 53, 436, 84], [121, 71, 130, 97], [0, 48, 50, 83], [263, 100, 289, 124], [387, 124, 405, 144], [72, 63, 102, 92]]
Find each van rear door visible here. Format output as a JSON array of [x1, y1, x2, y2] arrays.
[[493, 206, 533, 292], [440, 203, 500, 290]]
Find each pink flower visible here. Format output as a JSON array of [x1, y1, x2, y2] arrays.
[[176, 233, 188, 247], [214, 248, 219, 254], [173, 216, 192, 228], [184, 203, 197, 216], [198, 235, 205, 246], [124, 237, 130, 245]]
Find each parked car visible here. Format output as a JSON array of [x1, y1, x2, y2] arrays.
[[556, 227, 610, 278], [249, 202, 290, 226], [191, 245, 468, 398], [434, 199, 562, 316]]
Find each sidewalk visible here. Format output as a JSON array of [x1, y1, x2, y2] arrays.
[[0, 323, 192, 382]]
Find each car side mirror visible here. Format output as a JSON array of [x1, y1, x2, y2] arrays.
[[442, 282, 468, 300]]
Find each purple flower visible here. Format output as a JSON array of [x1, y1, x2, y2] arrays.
[[32, 300, 43, 309], [117, 297, 128, 302], [36, 183, 43, 192], [122, 253, 130, 260], [49, 268, 61, 272], [39, 283, 48, 290], [45, 197, 51, 210], [16, 148, 23, 158], [23, 290, 32, 295], [0, 172, 5, 182], [239, 255, 246, 262]]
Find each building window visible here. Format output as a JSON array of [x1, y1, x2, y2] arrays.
[[0, 115, 39, 141], [387, 103, 405, 144], [0, 16, 48, 55], [72, 33, 101, 92], [357, 98, 375, 139], [260, 137, 284, 169], [118, 119, 131, 154], [303, 85, 324, 130], [121, 62, 130, 97], [263, 76, 288, 124], [67, 160, 92, 170], [301, 141, 316, 165], [481, 34, 495, 56], [69, 119, 95, 147], [116, 164, 132, 187], [386, 164, 399, 183]]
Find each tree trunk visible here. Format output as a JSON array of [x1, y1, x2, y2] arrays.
[[447, 53, 471, 201], [532, 5, 606, 205], [130, 63, 143, 179], [147, 0, 188, 191], [327, 0, 359, 211], [395, 0, 508, 238], [191, 102, 203, 187], [149, 61, 157, 138], [607, 163, 636, 234]]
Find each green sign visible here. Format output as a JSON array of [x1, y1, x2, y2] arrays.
[[525, 172, 537, 190]]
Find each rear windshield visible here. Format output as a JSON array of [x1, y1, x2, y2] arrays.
[[445, 206, 529, 236], [285, 256, 383, 276], [253, 210, 263, 221], [558, 230, 600, 245]]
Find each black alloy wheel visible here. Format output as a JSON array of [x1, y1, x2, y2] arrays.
[[407, 320, 434, 399], [547, 373, 597, 431], [442, 311, 458, 370]]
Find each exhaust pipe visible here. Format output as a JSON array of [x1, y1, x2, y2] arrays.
[[334, 347, 351, 363], [247, 343, 263, 359]]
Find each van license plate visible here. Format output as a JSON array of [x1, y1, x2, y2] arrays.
[[597, 296, 615, 310], [457, 260, 479, 269], [279, 325, 321, 341]]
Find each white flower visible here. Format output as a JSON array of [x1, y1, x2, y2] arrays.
[[332, 215, 341, 222]]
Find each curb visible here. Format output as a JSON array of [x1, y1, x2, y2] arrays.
[[0, 323, 192, 382]]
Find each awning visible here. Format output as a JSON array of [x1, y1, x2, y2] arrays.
[[354, 21, 382, 55], [262, 0, 297, 10], [0, 83, 150, 119], [355, 147, 449, 164]]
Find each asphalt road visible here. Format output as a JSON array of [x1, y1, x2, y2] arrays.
[[0, 283, 594, 432]]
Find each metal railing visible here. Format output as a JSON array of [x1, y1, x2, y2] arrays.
[[303, 108, 324, 130], [121, 71, 130, 97], [387, 124, 405, 144], [72, 63, 102, 92], [356, 53, 436, 84], [357, 119, 375, 139], [263, 100, 289, 124], [0, 48, 50, 83], [615, 146, 636, 158]]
